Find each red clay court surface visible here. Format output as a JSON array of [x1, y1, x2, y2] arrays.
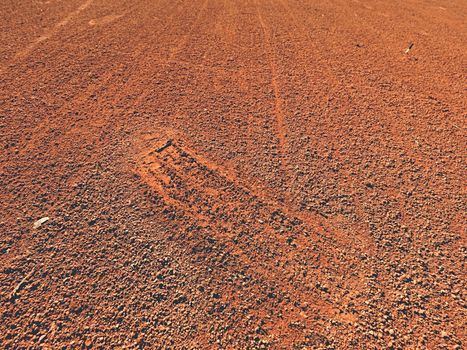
[[0, 0, 466, 349]]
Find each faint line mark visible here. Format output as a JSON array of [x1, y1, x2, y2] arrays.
[[255, 0, 287, 154], [1, 0, 93, 73]]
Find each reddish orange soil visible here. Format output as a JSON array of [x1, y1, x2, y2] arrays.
[[1, 0, 466, 349]]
